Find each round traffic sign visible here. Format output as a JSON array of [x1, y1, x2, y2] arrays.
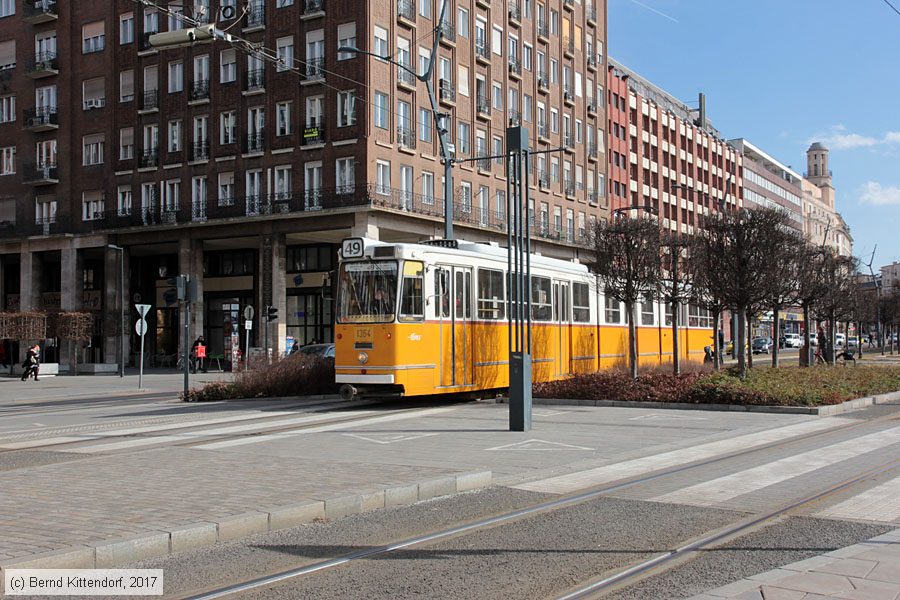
[[243, 305, 255, 321], [135, 319, 147, 336]]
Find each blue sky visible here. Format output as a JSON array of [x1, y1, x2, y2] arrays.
[[609, 0, 900, 269]]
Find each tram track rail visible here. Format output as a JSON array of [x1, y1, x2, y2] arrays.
[[180, 411, 900, 600], [0, 398, 455, 456]]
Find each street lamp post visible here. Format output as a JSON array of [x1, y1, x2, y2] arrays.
[[339, 0, 455, 240], [107, 244, 125, 378]]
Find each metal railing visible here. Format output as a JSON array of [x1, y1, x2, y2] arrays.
[[191, 140, 210, 161], [565, 179, 576, 197], [245, 1, 265, 27], [538, 171, 550, 188], [587, 3, 597, 22], [23, 0, 57, 20], [439, 79, 455, 102], [26, 51, 58, 75], [564, 133, 575, 149], [563, 86, 574, 103], [476, 153, 492, 172], [24, 106, 58, 128], [439, 20, 455, 42], [142, 90, 159, 111], [303, 0, 325, 15], [564, 36, 575, 55], [508, 2, 521, 21], [538, 71, 549, 89], [397, 125, 416, 150], [189, 79, 210, 101], [475, 42, 490, 61], [305, 57, 325, 80], [508, 110, 521, 126], [245, 69, 265, 91], [537, 19, 549, 38], [397, 0, 415, 21], [397, 66, 415, 87], [476, 95, 491, 116], [508, 57, 521, 76], [538, 121, 549, 138], [587, 144, 598, 159], [587, 99, 598, 113], [244, 132, 265, 153], [587, 54, 597, 69], [140, 148, 159, 168], [139, 32, 156, 52], [23, 161, 58, 183], [301, 123, 326, 146]]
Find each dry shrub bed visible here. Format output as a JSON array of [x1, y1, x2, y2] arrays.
[[534, 365, 900, 407], [181, 353, 335, 402]]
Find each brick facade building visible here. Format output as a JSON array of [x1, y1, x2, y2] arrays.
[[0, 0, 608, 369]]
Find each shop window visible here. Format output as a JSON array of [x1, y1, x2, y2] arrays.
[[286, 244, 334, 273]]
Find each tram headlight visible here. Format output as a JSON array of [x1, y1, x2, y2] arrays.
[[357, 352, 369, 365]]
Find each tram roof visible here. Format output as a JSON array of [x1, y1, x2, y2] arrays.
[[351, 238, 591, 277]]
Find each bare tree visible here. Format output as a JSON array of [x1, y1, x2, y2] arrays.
[[658, 231, 694, 375], [698, 208, 789, 379], [689, 223, 729, 370], [591, 216, 661, 379], [814, 252, 858, 363], [764, 228, 804, 368]]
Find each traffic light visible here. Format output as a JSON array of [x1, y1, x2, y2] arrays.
[[266, 305, 278, 322]]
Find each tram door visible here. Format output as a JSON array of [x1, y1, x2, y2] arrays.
[[555, 281, 572, 376], [436, 266, 473, 388]]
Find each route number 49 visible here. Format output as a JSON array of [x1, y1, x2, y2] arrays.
[[342, 238, 365, 259]]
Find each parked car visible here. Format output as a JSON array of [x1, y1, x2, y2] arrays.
[[808, 333, 818, 346], [296, 343, 335, 365], [782, 333, 802, 349], [835, 333, 846, 347], [751, 337, 773, 354], [847, 336, 859, 348]]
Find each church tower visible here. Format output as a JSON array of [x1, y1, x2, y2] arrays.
[[806, 142, 835, 210]]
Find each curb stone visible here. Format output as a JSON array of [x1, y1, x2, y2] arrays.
[[0, 470, 492, 589], [489, 389, 900, 415]]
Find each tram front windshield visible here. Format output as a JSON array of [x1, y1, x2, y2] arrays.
[[337, 261, 399, 323]]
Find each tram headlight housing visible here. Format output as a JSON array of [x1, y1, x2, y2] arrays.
[[357, 352, 369, 365]]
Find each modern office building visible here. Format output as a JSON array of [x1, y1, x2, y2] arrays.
[[606, 59, 742, 233], [727, 138, 803, 232], [0, 0, 608, 369]]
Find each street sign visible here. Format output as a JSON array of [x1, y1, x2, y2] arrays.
[[341, 237, 365, 259], [135, 303, 151, 318], [244, 320, 252, 330], [243, 305, 255, 321], [135, 319, 147, 336]]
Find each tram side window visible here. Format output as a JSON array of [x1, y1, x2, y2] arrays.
[[605, 292, 623, 324], [573, 282, 590, 323], [688, 304, 712, 328], [531, 276, 552, 321], [455, 270, 472, 319], [399, 261, 425, 322], [435, 268, 450, 318], [640, 294, 655, 326], [477, 268, 505, 320]]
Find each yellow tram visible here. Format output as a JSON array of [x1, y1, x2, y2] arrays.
[[334, 238, 713, 399]]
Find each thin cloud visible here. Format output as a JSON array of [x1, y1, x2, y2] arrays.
[[811, 126, 900, 150], [628, 0, 679, 22], [858, 182, 900, 206]]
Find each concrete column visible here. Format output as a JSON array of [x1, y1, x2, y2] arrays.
[[271, 233, 287, 356], [352, 211, 379, 239], [178, 236, 204, 352], [19, 247, 39, 312], [257, 235, 273, 355], [103, 246, 125, 366], [59, 246, 82, 370]]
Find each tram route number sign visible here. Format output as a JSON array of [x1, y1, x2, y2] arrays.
[[342, 237, 365, 259]]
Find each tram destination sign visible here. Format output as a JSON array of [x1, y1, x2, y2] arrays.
[[341, 238, 365, 259]]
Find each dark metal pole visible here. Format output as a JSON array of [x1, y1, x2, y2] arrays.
[[183, 297, 190, 397], [507, 155, 513, 355], [119, 249, 125, 377], [524, 150, 532, 355]]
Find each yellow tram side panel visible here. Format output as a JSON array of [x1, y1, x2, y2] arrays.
[[598, 325, 628, 370]]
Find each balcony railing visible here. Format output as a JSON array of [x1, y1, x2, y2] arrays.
[[305, 57, 325, 81], [439, 19, 455, 42], [538, 171, 550, 188], [587, 54, 598, 70], [588, 144, 598, 160], [587, 3, 597, 23], [139, 32, 157, 52], [565, 179, 576, 197], [537, 121, 549, 139], [508, 110, 521, 127], [538, 71, 549, 90], [244, 1, 265, 28], [301, 123, 325, 146], [508, 58, 521, 77], [189, 79, 210, 101], [564, 133, 575, 149], [476, 153, 491, 172], [587, 99, 597, 113], [141, 89, 159, 111], [245, 69, 265, 91], [191, 140, 210, 162], [26, 52, 58, 77], [397, 66, 415, 88], [439, 79, 455, 102], [475, 42, 490, 61], [140, 148, 159, 168], [397, 125, 416, 150], [23, 162, 59, 185], [303, 0, 325, 16], [537, 19, 549, 39], [564, 36, 575, 56], [397, 0, 415, 21], [476, 95, 490, 117], [563, 0, 574, 9], [563, 85, 574, 104], [24, 106, 58, 130], [508, 2, 521, 22], [23, 0, 58, 23], [244, 132, 265, 153]]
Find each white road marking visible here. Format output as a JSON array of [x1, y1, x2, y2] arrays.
[[816, 476, 900, 523], [652, 427, 900, 507], [196, 407, 459, 450], [533, 410, 569, 417], [486, 439, 593, 451], [512, 418, 855, 494], [65, 410, 380, 453], [628, 414, 708, 421], [342, 432, 440, 445]]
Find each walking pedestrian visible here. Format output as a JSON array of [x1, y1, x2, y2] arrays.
[[21, 344, 40, 381], [191, 335, 207, 374]]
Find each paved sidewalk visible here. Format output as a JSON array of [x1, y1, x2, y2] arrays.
[[690, 529, 900, 600]]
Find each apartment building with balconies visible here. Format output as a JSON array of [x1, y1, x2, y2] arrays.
[[0, 0, 608, 370]]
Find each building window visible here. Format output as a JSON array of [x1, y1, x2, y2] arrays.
[[457, 6, 469, 38], [82, 191, 105, 221], [274, 165, 291, 199], [168, 61, 183, 93], [419, 0, 431, 19], [117, 186, 133, 216], [418, 107, 432, 143], [82, 21, 105, 54], [218, 172, 234, 205], [220, 111, 236, 144], [120, 13, 135, 45], [374, 91, 388, 129], [163, 179, 180, 211], [336, 157, 355, 192], [276, 36, 293, 71], [168, 120, 181, 152], [276, 101, 291, 136], [82, 134, 104, 166], [220, 49, 236, 83], [119, 127, 134, 159], [337, 91, 356, 127], [374, 26, 388, 59], [286, 245, 334, 272], [0, 0, 14, 17], [0, 146, 14, 175], [337, 23, 356, 60], [120, 70, 134, 102], [375, 159, 391, 194], [0, 95, 14, 123], [421, 171, 434, 205]]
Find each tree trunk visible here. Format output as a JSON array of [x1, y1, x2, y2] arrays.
[[801, 303, 812, 367], [737, 304, 747, 379], [772, 304, 781, 368], [828, 313, 836, 364], [626, 300, 638, 379], [713, 307, 722, 371], [857, 321, 863, 359], [745, 310, 754, 370], [672, 299, 680, 375]]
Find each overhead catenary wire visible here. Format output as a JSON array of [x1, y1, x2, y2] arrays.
[[881, 0, 900, 17]]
